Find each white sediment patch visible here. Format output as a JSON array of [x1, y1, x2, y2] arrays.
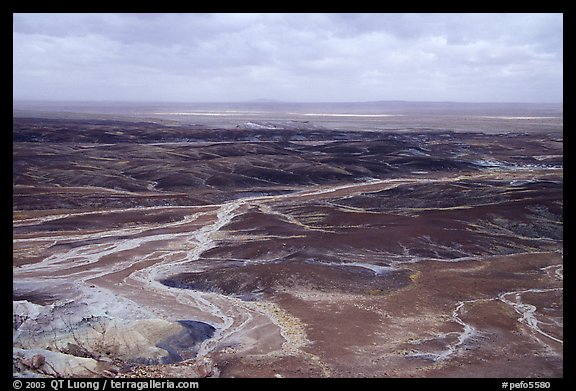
[[150, 112, 235, 116], [477, 116, 560, 120], [533, 155, 563, 161], [289, 113, 401, 117], [241, 122, 279, 129], [473, 159, 561, 171], [541, 264, 563, 281], [407, 299, 483, 362], [317, 261, 395, 275], [447, 301, 479, 355], [498, 288, 563, 344]]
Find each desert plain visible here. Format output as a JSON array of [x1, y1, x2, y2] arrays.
[[13, 102, 562, 378]]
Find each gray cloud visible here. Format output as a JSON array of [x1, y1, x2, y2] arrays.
[[13, 13, 563, 103]]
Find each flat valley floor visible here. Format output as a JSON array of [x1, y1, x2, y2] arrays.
[[13, 105, 563, 378]]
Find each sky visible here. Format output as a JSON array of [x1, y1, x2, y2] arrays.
[[13, 13, 563, 103]]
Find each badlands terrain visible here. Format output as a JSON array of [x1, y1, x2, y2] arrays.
[[13, 102, 563, 378]]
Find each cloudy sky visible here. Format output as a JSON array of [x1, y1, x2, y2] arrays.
[[13, 13, 563, 103]]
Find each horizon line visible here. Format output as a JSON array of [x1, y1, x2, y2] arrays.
[[13, 99, 564, 106]]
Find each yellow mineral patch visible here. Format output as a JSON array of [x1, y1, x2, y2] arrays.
[[409, 271, 422, 283], [245, 300, 331, 377]]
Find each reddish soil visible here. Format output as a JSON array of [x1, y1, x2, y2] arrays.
[[13, 116, 562, 378]]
